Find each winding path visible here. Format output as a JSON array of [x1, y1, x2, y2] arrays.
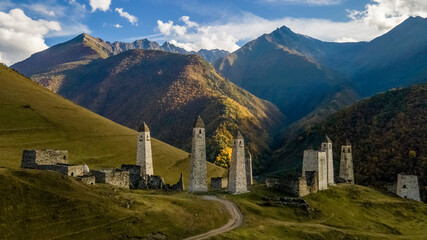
[[184, 196, 243, 240]]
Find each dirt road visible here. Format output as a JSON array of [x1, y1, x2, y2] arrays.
[[184, 195, 243, 240]]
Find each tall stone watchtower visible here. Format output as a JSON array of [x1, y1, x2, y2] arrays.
[[228, 131, 248, 194], [339, 139, 354, 184], [188, 116, 208, 192], [136, 122, 154, 177], [321, 135, 334, 185], [246, 151, 253, 186]]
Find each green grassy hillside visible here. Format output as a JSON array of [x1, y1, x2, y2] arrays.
[[0, 168, 229, 239], [214, 184, 427, 239], [0, 64, 227, 184]]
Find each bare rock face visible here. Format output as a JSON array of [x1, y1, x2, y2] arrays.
[[228, 131, 248, 194], [188, 117, 208, 192]]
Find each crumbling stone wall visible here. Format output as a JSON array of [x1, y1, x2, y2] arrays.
[[211, 177, 228, 190], [91, 169, 130, 189], [121, 164, 142, 189], [397, 174, 420, 201], [22, 149, 68, 168], [77, 175, 95, 185]]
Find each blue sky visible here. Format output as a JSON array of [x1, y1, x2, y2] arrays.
[[1, 0, 427, 65]]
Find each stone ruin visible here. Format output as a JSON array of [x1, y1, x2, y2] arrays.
[[265, 171, 318, 197], [211, 177, 228, 191], [91, 168, 130, 189], [188, 116, 208, 192], [396, 174, 420, 201], [228, 131, 248, 194], [302, 149, 327, 191], [21, 150, 89, 179], [339, 139, 354, 184]]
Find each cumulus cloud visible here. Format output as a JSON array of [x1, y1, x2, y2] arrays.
[[113, 24, 122, 28], [0, 8, 61, 65], [89, 0, 111, 12], [115, 8, 138, 25], [154, 0, 427, 52]]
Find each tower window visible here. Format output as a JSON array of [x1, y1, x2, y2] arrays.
[[63, 156, 66, 160], [402, 185, 407, 188], [342, 149, 345, 153], [71, 172, 74, 177], [348, 149, 351, 153], [199, 129, 202, 134]]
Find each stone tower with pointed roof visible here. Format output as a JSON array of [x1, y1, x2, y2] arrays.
[[189, 116, 208, 192], [137, 122, 153, 176], [339, 139, 354, 184], [321, 135, 334, 185], [246, 151, 253, 186], [228, 131, 248, 194]]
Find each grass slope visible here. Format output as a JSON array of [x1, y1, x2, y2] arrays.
[[0, 64, 226, 185], [0, 168, 229, 239], [214, 184, 427, 239]]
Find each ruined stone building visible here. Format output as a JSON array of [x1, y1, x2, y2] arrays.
[[266, 172, 318, 197], [91, 168, 130, 189], [339, 139, 354, 184], [228, 131, 248, 194], [302, 149, 328, 190], [137, 122, 153, 176], [396, 174, 420, 201], [21, 150, 85, 177], [246, 151, 253, 186], [321, 135, 334, 185], [211, 177, 228, 190], [188, 116, 208, 192]]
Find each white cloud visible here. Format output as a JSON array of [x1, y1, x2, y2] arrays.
[[0, 8, 61, 65], [348, 0, 427, 30], [113, 24, 122, 28], [89, 0, 111, 12], [155, 0, 427, 52], [262, 0, 341, 5], [115, 8, 138, 25]]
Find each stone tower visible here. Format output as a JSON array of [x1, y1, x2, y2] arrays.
[[396, 174, 420, 201], [245, 151, 253, 186], [188, 116, 208, 192], [302, 149, 328, 190], [321, 135, 334, 185], [228, 131, 248, 194], [339, 139, 354, 184], [136, 122, 154, 176]]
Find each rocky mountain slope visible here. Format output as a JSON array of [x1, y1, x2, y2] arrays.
[[214, 17, 427, 123], [11, 33, 228, 76], [11, 50, 285, 166], [265, 84, 427, 201]]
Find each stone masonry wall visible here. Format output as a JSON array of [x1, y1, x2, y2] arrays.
[[321, 141, 334, 185], [228, 133, 248, 194], [211, 177, 228, 190], [91, 169, 130, 189], [22, 150, 68, 168], [189, 126, 208, 192], [397, 174, 420, 201], [246, 151, 253, 186], [339, 145, 354, 184], [121, 164, 142, 189], [137, 131, 154, 176]]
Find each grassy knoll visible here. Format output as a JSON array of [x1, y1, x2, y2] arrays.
[[0, 168, 229, 239], [0, 64, 226, 185], [212, 184, 427, 239]]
